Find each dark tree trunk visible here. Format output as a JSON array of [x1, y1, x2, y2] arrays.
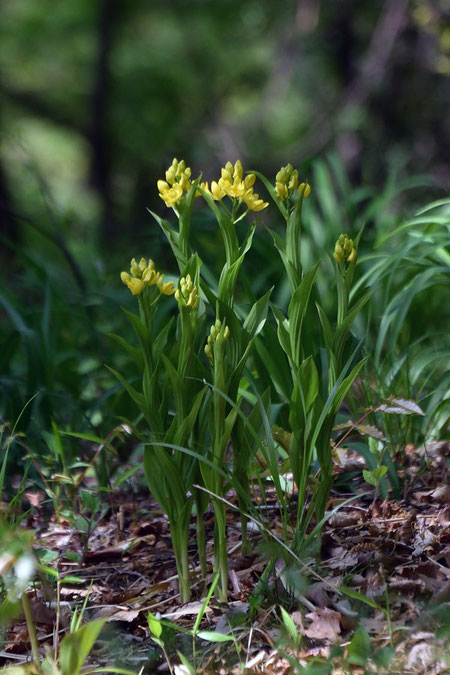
[[88, 0, 117, 242]]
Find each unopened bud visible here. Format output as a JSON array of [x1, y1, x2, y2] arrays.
[[130, 258, 140, 276]]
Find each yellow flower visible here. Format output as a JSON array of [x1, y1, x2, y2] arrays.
[[142, 267, 160, 285], [223, 180, 246, 199], [242, 190, 269, 212], [121, 272, 145, 295], [157, 275, 176, 296], [158, 158, 193, 208], [195, 181, 210, 198], [210, 180, 227, 201], [158, 181, 184, 208]]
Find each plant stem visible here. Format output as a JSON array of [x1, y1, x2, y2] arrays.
[[195, 495, 207, 579], [22, 592, 42, 673], [213, 499, 228, 602], [171, 522, 191, 604]]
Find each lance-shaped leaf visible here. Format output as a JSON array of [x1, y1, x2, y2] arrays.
[[288, 264, 319, 367]]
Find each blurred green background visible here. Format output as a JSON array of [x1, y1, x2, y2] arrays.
[[1, 0, 449, 248], [1, 0, 449, 451]]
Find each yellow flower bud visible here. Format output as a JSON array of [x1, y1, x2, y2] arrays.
[[130, 258, 140, 276], [221, 167, 233, 183], [288, 170, 299, 191], [275, 168, 286, 183], [298, 182, 311, 198], [347, 247, 357, 263], [233, 160, 243, 181], [187, 289, 197, 308], [204, 343, 213, 364], [244, 173, 256, 188], [223, 326, 230, 340], [165, 166, 176, 184], [275, 182, 288, 200], [334, 234, 356, 265], [120, 271, 131, 285]]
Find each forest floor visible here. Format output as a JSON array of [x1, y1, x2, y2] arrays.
[[1, 441, 450, 674]]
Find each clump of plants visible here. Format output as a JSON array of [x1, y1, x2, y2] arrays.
[[111, 158, 369, 602]]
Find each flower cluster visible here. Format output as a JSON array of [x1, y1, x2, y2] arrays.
[[204, 319, 230, 365], [204, 160, 268, 212], [275, 164, 311, 202], [333, 234, 357, 265], [157, 158, 193, 208], [175, 274, 199, 309], [120, 257, 176, 296]]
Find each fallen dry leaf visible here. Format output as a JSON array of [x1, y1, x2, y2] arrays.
[[304, 608, 341, 641], [430, 485, 450, 504]]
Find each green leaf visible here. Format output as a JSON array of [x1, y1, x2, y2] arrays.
[[193, 571, 220, 634], [280, 606, 298, 641], [106, 366, 144, 409], [347, 627, 371, 666], [272, 305, 292, 361], [147, 612, 162, 638], [60, 576, 84, 585], [107, 332, 142, 365], [288, 264, 319, 367], [373, 645, 395, 668], [336, 586, 381, 610], [363, 465, 387, 486], [177, 652, 196, 675], [59, 619, 106, 675], [243, 288, 272, 339]]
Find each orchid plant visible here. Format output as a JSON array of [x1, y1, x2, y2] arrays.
[[112, 157, 368, 600]]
